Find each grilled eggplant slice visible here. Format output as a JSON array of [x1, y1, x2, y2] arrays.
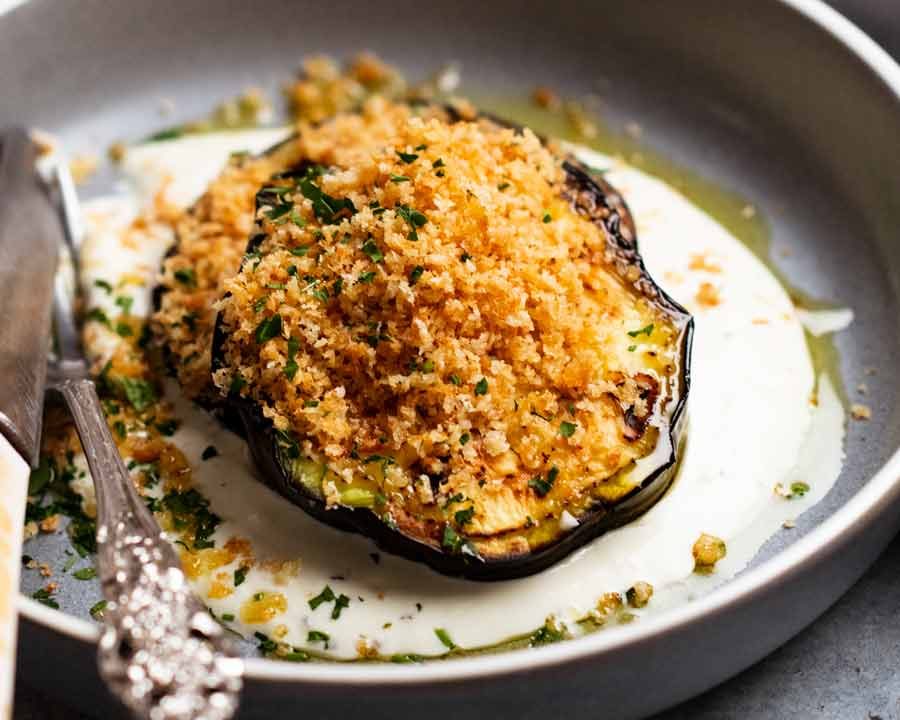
[[210, 110, 692, 580]]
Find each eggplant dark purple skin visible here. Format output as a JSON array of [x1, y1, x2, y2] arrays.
[[209, 137, 693, 580]]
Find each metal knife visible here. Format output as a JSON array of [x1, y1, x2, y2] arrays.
[[0, 126, 62, 465]]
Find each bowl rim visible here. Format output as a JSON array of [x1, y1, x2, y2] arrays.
[[15, 0, 900, 687]]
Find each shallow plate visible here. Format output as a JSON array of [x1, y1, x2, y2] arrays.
[[5, 0, 900, 718]]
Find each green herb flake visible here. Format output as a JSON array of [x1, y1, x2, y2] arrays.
[[119, 377, 157, 412], [307, 630, 330, 646], [434, 627, 456, 650], [362, 239, 384, 263], [255, 313, 283, 343], [332, 593, 351, 620], [114, 295, 133, 315], [284, 337, 300, 380], [497, 182, 510, 191], [309, 585, 335, 610], [459, 432, 470, 446], [627, 323, 654, 338], [113, 420, 127, 440], [408, 265, 424, 285], [454, 506, 475, 525], [627, 344, 637, 352], [390, 174, 410, 183], [229, 374, 246, 395], [290, 245, 310, 257], [396, 150, 419, 164], [432, 158, 445, 169], [542, 211, 553, 223], [89, 600, 107, 619], [201, 445, 218, 461], [266, 201, 294, 221], [297, 167, 357, 224], [173, 268, 196, 287], [790, 481, 811, 498], [115, 322, 133, 338], [448, 374, 461, 386], [86, 307, 110, 327], [234, 566, 248, 587], [530, 620, 566, 646], [396, 204, 428, 241], [31, 587, 59, 609], [94, 278, 113, 294], [73, 567, 97, 581], [529, 466, 558, 498], [357, 271, 376, 284], [474, 377, 488, 396], [559, 421, 577, 438]]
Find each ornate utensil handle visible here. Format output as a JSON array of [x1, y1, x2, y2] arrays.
[[58, 376, 243, 720]]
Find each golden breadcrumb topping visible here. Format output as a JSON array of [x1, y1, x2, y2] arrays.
[[152, 98, 419, 399], [213, 112, 680, 545]]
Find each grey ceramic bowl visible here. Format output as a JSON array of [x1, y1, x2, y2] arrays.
[[5, 0, 900, 718]]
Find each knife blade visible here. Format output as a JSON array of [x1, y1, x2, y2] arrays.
[[0, 127, 63, 466]]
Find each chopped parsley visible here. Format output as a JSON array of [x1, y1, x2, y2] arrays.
[[309, 585, 336, 610], [93, 278, 113, 293], [474, 377, 488, 396], [627, 323, 654, 338], [361, 239, 384, 263], [529, 466, 559, 497], [89, 600, 107, 619], [559, 421, 577, 438], [530, 620, 566, 646], [297, 166, 357, 224], [265, 202, 294, 221], [357, 271, 376, 284], [112, 420, 127, 440], [114, 322, 132, 337], [119, 377, 157, 412], [331, 594, 350, 620], [627, 344, 637, 352], [173, 268, 196, 287], [396, 150, 419, 164], [31, 587, 58, 609], [434, 628, 456, 650], [454, 506, 475, 525], [284, 337, 300, 380], [307, 630, 330, 647], [448, 374, 461, 386], [441, 525, 475, 556], [156, 419, 179, 436], [73, 567, 97, 581], [86, 307, 110, 327], [459, 433, 470, 446], [229, 374, 246, 395], [542, 211, 553, 223], [114, 295, 133, 315], [234, 566, 248, 587], [790, 481, 810, 498], [395, 204, 428, 241], [290, 246, 310, 256], [408, 265, 424, 285], [255, 313, 282, 343], [201, 445, 218, 461], [160, 489, 221, 550], [390, 174, 410, 183]]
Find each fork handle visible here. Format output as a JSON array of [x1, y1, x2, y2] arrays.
[[58, 377, 243, 720]]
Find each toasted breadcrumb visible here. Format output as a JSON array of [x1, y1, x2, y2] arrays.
[[851, 403, 872, 421], [213, 110, 680, 542], [695, 281, 721, 308]]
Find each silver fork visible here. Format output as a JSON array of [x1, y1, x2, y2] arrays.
[[48, 163, 242, 720]]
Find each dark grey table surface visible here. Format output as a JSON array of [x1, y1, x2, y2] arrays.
[[11, 1, 900, 718]]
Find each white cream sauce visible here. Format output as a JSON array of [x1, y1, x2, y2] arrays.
[[76, 130, 847, 659]]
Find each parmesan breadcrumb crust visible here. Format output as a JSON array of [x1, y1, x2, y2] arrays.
[[213, 108, 680, 547]]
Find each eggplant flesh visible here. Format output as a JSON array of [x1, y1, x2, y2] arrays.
[[210, 111, 693, 581]]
